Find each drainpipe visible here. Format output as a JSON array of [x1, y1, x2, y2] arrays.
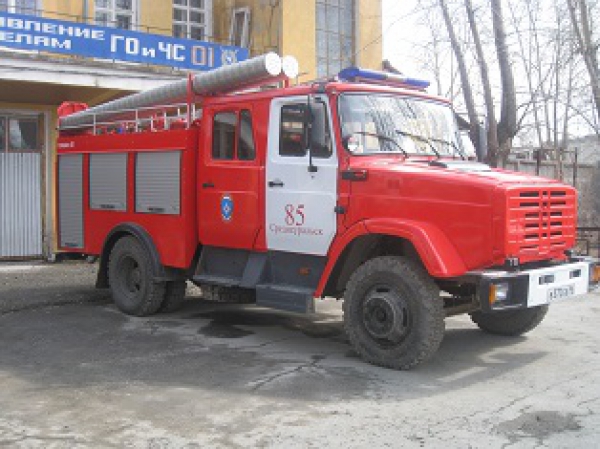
[[82, 0, 89, 23]]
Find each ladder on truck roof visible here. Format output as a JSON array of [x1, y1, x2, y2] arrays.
[[57, 53, 299, 135]]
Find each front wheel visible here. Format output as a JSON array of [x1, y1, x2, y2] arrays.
[[470, 306, 549, 336], [343, 256, 445, 370]]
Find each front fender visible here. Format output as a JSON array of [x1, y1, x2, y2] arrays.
[[315, 219, 467, 296], [364, 218, 467, 277]]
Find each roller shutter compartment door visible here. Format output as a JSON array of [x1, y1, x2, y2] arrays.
[[135, 151, 181, 215], [58, 154, 84, 249]]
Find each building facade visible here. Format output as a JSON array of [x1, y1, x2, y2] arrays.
[[0, 0, 382, 259]]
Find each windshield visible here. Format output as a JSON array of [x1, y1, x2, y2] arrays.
[[338, 93, 463, 157]]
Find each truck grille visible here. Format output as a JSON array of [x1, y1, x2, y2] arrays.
[[506, 187, 577, 262]]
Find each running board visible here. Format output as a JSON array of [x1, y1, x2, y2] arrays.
[[256, 284, 315, 314], [192, 274, 241, 287]]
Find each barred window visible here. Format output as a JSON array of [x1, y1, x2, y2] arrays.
[[0, 115, 41, 153], [173, 0, 213, 41], [316, 0, 355, 78], [95, 0, 136, 30], [0, 0, 39, 15]]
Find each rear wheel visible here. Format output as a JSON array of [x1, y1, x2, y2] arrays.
[[108, 236, 165, 316], [343, 256, 445, 370], [470, 306, 549, 336]]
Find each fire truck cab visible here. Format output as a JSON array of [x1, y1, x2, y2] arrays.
[[56, 55, 599, 369]]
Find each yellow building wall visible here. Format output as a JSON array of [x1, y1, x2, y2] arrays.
[[356, 0, 382, 70], [139, 0, 172, 35], [280, 0, 316, 82], [213, 0, 380, 82], [42, 0, 84, 21], [41, 0, 381, 78], [213, 0, 279, 53]]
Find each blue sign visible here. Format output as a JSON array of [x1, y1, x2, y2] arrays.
[[0, 12, 248, 71], [221, 195, 233, 222]]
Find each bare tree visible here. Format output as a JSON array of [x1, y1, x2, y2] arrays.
[[438, 0, 485, 160], [490, 0, 518, 164], [464, 0, 500, 163], [567, 0, 600, 124], [438, 0, 517, 166], [410, 0, 596, 167]]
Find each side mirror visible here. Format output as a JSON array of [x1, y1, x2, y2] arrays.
[[342, 134, 360, 153]]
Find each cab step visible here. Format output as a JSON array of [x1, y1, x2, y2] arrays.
[[256, 284, 315, 314], [192, 274, 241, 288]]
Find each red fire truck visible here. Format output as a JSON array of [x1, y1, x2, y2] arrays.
[[56, 53, 599, 369]]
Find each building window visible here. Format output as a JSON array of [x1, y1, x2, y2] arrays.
[[173, 0, 212, 41], [229, 7, 250, 48], [0, 0, 39, 15], [95, 0, 136, 30], [316, 0, 355, 78], [0, 115, 41, 153]]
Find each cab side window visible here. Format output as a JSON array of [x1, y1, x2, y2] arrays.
[[212, 110, 255, 161], [238, 110, 256, 161], [280, 104, 306, 157], [212, 112, 236, 160], [279, 103, 332, 158]]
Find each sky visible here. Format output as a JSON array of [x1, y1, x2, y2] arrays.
[[380, 0, 426, 80]]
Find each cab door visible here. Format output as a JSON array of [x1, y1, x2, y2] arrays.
[[265, 95, 338, 256], [198, 107, 261, 249]]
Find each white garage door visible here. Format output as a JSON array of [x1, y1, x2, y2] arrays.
[[0, 114, 42, 259]]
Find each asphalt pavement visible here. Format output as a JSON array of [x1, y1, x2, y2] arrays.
[[1, 261, 599, 448]]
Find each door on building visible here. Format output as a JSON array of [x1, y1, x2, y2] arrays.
[[0, 113, 43, 259], [265, 96, 338, 256]]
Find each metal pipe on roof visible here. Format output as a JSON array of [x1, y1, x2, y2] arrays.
[[59, 52, 286, 130]]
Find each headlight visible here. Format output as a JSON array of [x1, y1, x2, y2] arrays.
[[489, 282, 510, 305]]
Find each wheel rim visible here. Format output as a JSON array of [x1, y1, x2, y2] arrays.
[[362, 284, 411, 346], [119, 256, 142, 295]]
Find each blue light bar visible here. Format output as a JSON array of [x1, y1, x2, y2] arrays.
[[337, 67, 430, 90]]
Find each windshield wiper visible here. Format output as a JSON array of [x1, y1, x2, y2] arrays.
[[396, 129, 467, 160], [450, 134, 467, 160], [351, 131, 409, 157], [395, 129, 441, 158]]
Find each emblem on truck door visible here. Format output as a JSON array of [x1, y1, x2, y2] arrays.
[[221, 195, 233, 222]]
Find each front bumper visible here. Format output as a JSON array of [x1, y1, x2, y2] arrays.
[[470, 258, 598, 312]]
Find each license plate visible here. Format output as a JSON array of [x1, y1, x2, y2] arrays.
[[547, 284, 575, 302]]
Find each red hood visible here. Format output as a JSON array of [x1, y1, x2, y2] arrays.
[[343, 156, 576, 273]]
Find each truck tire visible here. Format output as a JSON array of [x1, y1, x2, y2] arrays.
[[108, 236, 165, 316], [202, 285, 256, 303], [343, 256, 445, 370], [470, 305, 548, 336], [159, 281, 187, 313]]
